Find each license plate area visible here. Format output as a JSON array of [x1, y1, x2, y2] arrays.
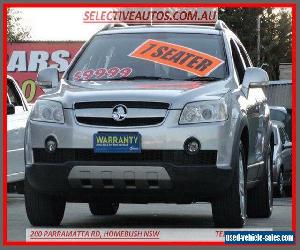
[[93, 132, 141, 153]]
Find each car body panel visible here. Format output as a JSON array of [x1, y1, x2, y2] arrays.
[[41, 79, 233, 110], [271, 122, 292, 187], [25, 25, 272, 200], [7, 76, 30, 183]]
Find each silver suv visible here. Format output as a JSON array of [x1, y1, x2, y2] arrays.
[[24, 21, 274, 228]]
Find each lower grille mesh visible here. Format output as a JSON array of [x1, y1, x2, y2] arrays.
[[33, 149, 217, 166]]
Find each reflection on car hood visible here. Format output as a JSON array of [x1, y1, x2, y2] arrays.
[[40, 79, 232, 109]]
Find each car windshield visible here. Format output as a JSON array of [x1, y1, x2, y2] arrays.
[[67, 32, 228, 83]]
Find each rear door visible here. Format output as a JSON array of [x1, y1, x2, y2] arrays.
[[7, 77, 29, 183], [230, 39, 260, 180]]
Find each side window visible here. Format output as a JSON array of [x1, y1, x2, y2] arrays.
[[230, 40, 246, 84], [238, 43, 252, 68], [7, 79, 23, 107]]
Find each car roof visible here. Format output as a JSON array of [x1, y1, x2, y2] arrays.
[[96, 25, 222, 36]]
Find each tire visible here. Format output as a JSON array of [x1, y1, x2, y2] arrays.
[[211, 141, 247, 228], [274, 168, 285, 198], [16, 181, 24, 194], [24, 178, 66, 226], [247, 141, 273, 218], [7, 183, 16, 193], [284, 186, 292, 197], [89, 201, 119, 215]]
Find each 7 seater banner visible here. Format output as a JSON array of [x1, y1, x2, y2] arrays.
[[7, 42, 83, 102]]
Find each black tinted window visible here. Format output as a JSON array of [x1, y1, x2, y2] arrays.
[[230, 40, 245, 84], [7, 79, 22, 107]]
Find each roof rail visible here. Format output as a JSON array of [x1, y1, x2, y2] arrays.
[[215, 20, 229, 31], [101, 23, 128, 31]]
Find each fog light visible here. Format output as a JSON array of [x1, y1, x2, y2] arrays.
[[45, 136, 57, 153], [184, 137, 201, 155]]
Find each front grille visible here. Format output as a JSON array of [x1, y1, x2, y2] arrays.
[[74, 101, 169, 127], [74, 101, 170, 109], [76, 117, 164, 127], [33, 148, 217, 166]]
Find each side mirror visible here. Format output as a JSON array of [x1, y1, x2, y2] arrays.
[[283, 141, 292, 149], [36, 68, 59, 90], [7, 103, 15, 115], [241, 67, 269, 96]]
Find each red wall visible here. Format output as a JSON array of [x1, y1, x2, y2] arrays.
[[7, 42, 84, 102]]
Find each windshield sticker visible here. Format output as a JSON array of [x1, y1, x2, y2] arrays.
[[129, 39, 224, 77], [73, 67, 133, 81]]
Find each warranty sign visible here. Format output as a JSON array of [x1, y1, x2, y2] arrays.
[[129, 39, 224, 77], [93, 132, 141, 153]]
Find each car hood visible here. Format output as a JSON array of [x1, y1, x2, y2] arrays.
[[40, 78, 233, 109]]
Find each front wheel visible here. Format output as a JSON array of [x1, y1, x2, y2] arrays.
[[284, 185, 292, 197], [211, 141, 247, 228], [24, 178, 66, 226], [247, 141, 273, 218]]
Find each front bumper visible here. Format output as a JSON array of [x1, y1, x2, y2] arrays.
[[25, 107, 238, 202], [26, 161, 233, 203], [26, 109, 238, 169]]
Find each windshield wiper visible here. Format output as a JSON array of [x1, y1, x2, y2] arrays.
[[87, 76, 175, 81], [184, 76, 223, 81], [108, 76, 176, 81]]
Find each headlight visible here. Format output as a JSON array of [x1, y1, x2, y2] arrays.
[[179, 100, 228, 124], [30, 100, 64, 123]]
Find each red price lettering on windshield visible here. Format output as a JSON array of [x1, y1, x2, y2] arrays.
[[73, 67, 133, 81], [73, 71, 83, 81], [94, 68, 107, 78], [119, 67, 133, 77], [82, 69, 95, 80], [107, 67, 120, 78]]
